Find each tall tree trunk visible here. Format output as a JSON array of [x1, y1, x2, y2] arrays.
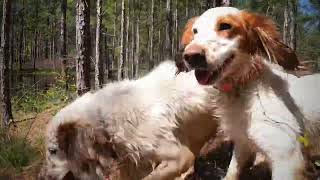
[[130, 0, 135, 78], [149, 0, 154, 70], [1, 0, 13, 127], [283, 0, 297, 50], [165, 0, 173, 59], [125, 0, 130, 78], [45, 16, 49, 59], [60, 0, 68, 90], [134, 16, 139, 78], [118, 0, 127, 80], [33, 2, 39, 70], [289, 0, 297, 50], [157, 0, 163, 63], [33, 30, 37, 71], [105, 28, 110, 79], [111, 0, 117, 80], [18, 0, 24, 72], [95, 0, 104, 89], [10, 3, 14, 71], [174, 0, 178, 57], [76, 0, 91, 95], [283, 1, 289, 45], [185, 0, 189, 17]]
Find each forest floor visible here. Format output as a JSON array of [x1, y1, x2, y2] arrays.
[[0, 109, 57, 180]]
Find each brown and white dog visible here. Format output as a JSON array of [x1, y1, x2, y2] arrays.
[[180, 7, 320, 180], [39, 61, 219, 180]]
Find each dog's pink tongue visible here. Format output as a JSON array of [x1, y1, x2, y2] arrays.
[[195, 70, 211, 85]]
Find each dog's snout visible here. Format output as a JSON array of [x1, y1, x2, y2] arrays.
[[183, 44, 207, 69]]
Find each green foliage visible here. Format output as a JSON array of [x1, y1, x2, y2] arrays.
[[12, 76, 75, 114], [0, 129, 38, 171], [298, 30, 320, 62]]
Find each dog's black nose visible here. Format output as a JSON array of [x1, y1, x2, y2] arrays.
[[183, 44, 207, 69]]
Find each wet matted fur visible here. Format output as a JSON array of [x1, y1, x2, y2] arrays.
[[39, 61, 219, 180]]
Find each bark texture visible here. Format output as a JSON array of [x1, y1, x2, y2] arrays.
[[283, 0, 297, 50], [164, 0, 173, 59], [1, 0, 13, 127], [118, 0, 127, 80], [95, 0, 104, 89], [60, 0, 68, 89], [76, 0, 91, 95]]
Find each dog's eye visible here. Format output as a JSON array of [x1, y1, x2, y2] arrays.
[[218, 23, 232, 31], [48, 148, 57, 155], [193, 28, 198, 34]]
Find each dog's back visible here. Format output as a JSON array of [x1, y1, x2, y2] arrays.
[[42, 60, 217, 180]]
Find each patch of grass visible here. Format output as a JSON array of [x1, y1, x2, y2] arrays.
[[0, 129, 39, 172], [12, 76, 76, 114]]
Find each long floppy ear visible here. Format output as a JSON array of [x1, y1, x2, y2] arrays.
[[57, 122, 112, 156], [57, 122, 77, 154], [241, 12, 300, 70]]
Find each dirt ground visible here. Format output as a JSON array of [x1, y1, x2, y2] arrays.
[[2, 109, 320, 180]]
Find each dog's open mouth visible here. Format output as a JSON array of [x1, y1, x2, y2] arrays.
[[195, 55, 234, 85]]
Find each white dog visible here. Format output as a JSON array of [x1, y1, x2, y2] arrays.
[[180, 7, 320, 180], [39, 61, 219, 180]]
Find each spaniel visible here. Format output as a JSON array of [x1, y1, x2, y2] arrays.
[[39, 61, 219, 180], [180, 7, 320, 180]]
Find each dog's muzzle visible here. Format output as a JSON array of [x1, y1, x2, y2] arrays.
[[183, 44, 208, 70]]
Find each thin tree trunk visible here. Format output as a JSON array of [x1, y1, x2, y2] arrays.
[[10, 3, 14, 71], [185, 0, 189, 17], [129, 0, 135, 78], [76, 0, 91, 95], [134, 16, 139, 78], [118, 0, 127, 80], [45, 16, 49, 59], [125, 0, 130, 78], [105, 28, 110, 79], [95, 0, 104, 89], [33, 30, 37, 71], [165, 0, 173, 59], [283, 0, 289, 45], [111, 0, 117, 80], [158, 0, 163, 63], [1, 0, 13, 127], [289, 0, 297, 50], [283, 0, 297, 50], [60, 0, 68, 90], [18, 0, 24, 72], [149, 0, 154, 70], [173, 0, 178, 57]]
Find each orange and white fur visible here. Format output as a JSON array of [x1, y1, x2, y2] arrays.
[[180, 7, 320, 180]]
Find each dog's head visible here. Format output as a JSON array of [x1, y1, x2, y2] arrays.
[[180, 7, 299, 88], [39, 121, 120, 180]]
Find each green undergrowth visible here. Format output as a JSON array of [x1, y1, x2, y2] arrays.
[[0, 129, 39, 172], [12, 76, 76, 115]]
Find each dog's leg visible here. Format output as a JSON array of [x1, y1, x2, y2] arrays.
[[224, 142, 252, 180], [249, 123, 306, 180], [223, 150, 238, 180], [143, 146, 195, 180]]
